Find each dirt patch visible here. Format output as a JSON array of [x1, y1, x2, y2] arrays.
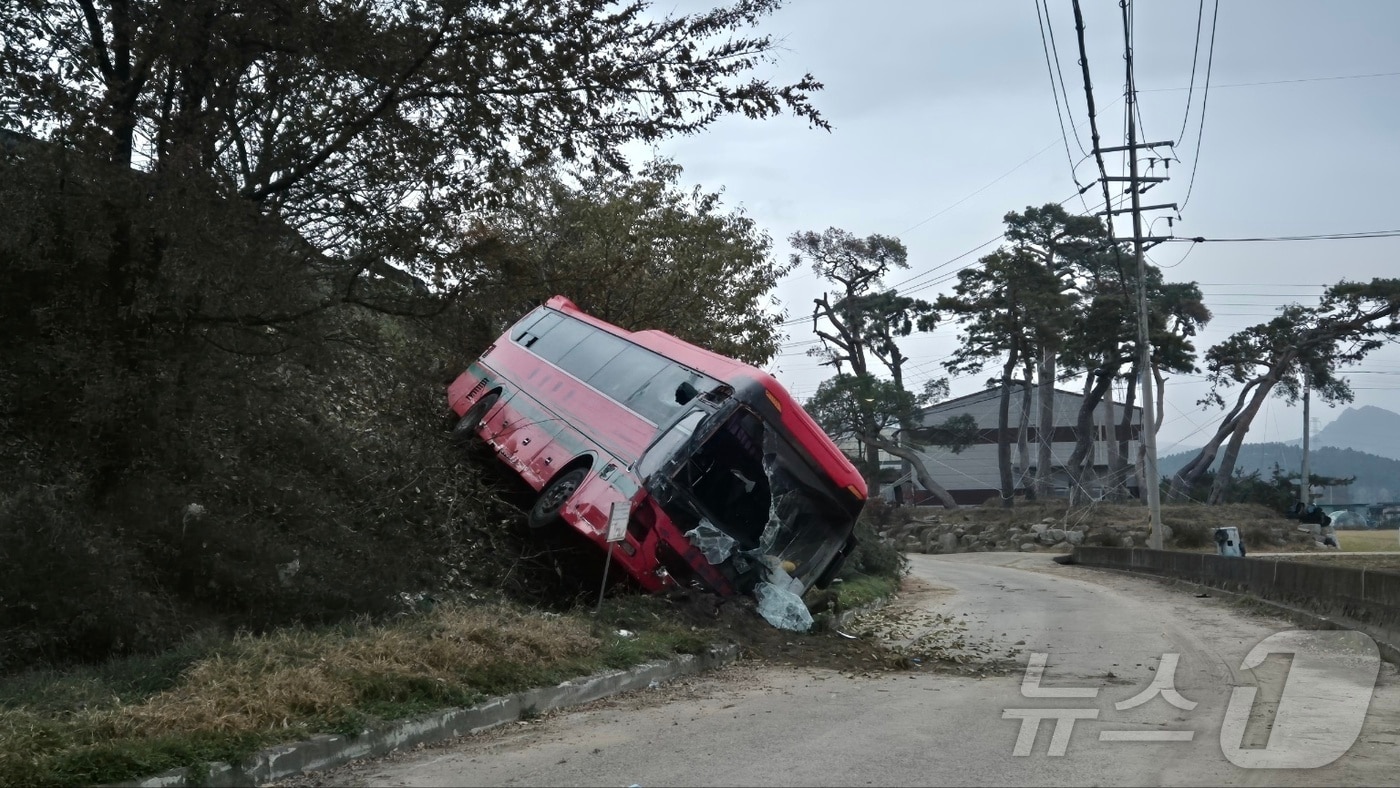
[[641, 585, 949, 675]]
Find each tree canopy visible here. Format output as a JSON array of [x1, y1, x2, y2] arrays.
[[466, 160, 791, 364], [3, 0, 826, 282], [1172, 277, 1400, 503]]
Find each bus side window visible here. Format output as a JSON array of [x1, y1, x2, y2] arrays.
[[556, 330, 629, 382], [515, 310, 563, 349], [591, 346, 668, 412], [511, 308, 548, 343], [628, 364, 704, 425], [531, 314, 589, 363]]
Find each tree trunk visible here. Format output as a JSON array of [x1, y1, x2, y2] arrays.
[[1035, 346, 1056, 499], [1065, 371, 1114, 505], [889, 347, 916, 506], [1118, 367, 1149, 500], [860, 434, 958, 509], [1168, 376, 1269, 499], [996, 347, 1021, 509], [1017, 361, 1034, 501], [863, 436, 882, 497], [1207, 376, 1282, 503], [1104, 382, 1126, 500]]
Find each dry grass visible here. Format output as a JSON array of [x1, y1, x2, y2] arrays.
[[108, 604, 598, 738], [1338, 529, 1400, 553], [0, 600, 705, 788]]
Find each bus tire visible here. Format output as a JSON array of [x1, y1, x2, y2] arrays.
[[529, 467, 587, 530], [452, 391, 499, 446]]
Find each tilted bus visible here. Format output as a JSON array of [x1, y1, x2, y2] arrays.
[[446, 296, 866, 597]]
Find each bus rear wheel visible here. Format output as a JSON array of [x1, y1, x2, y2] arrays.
[[452, 391, 499, 446], [529, 467, 587, 530]]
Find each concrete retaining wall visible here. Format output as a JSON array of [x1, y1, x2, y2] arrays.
[[1073, 547, 1400, 636]]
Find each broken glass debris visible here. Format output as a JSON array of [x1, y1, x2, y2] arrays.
[[684, 520, 737, 564], [754, 580, 813, 632]]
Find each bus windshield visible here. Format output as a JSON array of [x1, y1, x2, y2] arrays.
[[651, 403, 855, 591]]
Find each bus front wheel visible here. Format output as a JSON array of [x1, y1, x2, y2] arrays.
[[452, 391, 499, 446], [529, 467, 587, 530]]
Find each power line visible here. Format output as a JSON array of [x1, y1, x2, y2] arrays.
[[1174, 0, 1207, 144], [1142, 69, 1400, 93], [1167, 229, 1400, 243], [896, 137, 1065, 236], [1178, 0, 1220, 214], [1041, 0, 1089, 158], [894, 188, 1113, 299], [1034, 0, 1092, 209]]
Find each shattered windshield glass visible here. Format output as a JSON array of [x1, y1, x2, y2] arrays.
[[661, 405, 852, 594]]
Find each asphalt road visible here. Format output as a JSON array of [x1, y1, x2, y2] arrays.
[[291, 553, 1400, 787]]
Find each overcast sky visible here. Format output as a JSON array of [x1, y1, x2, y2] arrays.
[[628, 0, 1400, 456]]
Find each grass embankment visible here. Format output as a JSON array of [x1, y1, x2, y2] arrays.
[[0, 599, 708, 788]]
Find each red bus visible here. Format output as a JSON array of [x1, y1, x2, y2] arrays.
[[446, 296, 867, 599]]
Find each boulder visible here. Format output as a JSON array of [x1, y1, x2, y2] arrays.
[[1019, 542, 1038, 552], [1065, 530, 1085, 546], [939, 533, 959, 554], [1046, 528, 1068, 544], [1030, 523, 1049, 535]]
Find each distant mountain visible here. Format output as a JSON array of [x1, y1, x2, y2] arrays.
[[1157, 443, 1400, 504], [1311, 405, 1400, 462]]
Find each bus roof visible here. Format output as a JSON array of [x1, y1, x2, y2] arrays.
[[545, 296, 867, 498]]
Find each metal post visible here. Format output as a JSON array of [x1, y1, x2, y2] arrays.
[[595, 543, 614, 615]]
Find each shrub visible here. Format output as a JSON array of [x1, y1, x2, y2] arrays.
[[1240, 525, 1273, 550], [841, 519, 908, 580], [1171, 523, 1210, 549]]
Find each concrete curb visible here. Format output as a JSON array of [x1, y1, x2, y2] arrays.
[[1078, 564, 1400, 666], [121, 644, 739, 788]]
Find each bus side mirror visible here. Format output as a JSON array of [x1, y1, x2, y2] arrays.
[[675, 381, 699, 405]]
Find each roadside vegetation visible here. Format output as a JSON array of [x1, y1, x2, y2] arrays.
[[0, 599, 712, 788], [0, 504, 910, 788]]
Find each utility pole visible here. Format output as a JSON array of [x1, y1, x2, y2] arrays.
[[1127, 95, 1165, 549], [1073, 0, 1175, 541], [1110, 0, 1173, 549]]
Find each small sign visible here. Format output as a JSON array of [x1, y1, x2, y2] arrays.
[[606, 501, 629, 543]]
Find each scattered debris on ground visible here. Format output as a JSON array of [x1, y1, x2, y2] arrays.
[[651, 576, 1015, 677]]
